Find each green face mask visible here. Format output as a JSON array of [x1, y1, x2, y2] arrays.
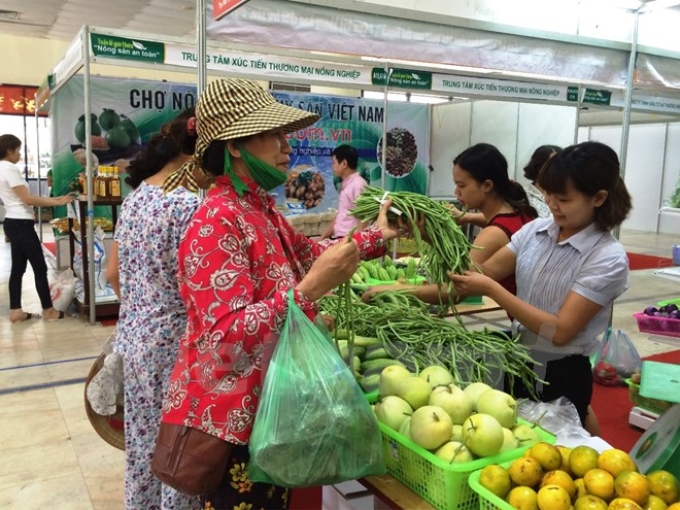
[[223, 145, 289, 197]]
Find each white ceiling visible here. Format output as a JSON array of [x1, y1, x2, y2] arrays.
[[0, 0, 195, 41]]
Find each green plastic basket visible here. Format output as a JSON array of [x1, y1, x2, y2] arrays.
[[468, 460, 516, 510], [364, 390, 379, 405], [625, 378, 674, 415], [657, 297, 680, 307], [379, 420, 555, 510]]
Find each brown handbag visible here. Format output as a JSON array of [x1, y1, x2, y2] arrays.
[[151, 421, 234, 496]]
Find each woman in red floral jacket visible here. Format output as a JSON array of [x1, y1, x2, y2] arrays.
[[161, 78, 402, 509]]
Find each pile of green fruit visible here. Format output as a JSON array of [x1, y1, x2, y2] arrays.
[[75, 108, 139, 150], [373, 365, 546, 462], [351, 255, 420, 284]]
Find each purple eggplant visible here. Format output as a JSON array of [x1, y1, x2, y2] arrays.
[[644, 306, 659, 316]]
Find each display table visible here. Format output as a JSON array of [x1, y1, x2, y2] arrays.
[[360, 475, 435, 510]]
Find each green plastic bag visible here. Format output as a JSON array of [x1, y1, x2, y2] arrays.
[[248, 290, 386, 487]]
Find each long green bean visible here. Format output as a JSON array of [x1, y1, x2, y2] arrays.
[[321, 290, 545, 400]]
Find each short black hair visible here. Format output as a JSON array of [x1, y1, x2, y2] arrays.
[[523, 145, 562, 183], [454, 143, 537, 219], [0, 134, 21, 160], [331, 144, 358, 170], [537, 141, 632, 231]]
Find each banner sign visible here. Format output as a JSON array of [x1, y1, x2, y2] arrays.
[[50, 75, 197, 219], [91, 34, 165, 63], [581, 88, 612, 106], [53, 37, 83, 90], [372, 68, 433, 90], [270, 92, 430, 214], [0, 85, 45, 116], [164, 44, 371, 86], [432, 74, 572, 102], [611, 90, 680, 114], [213, 0, 251, 21]]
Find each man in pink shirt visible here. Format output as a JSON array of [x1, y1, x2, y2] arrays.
[[320, 144, 368, 239]]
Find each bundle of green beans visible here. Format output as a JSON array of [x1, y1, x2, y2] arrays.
[[349, 186, 477, 286], [319, 290, 544, 399]]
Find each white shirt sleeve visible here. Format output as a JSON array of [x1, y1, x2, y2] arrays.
[[5, 165, 27, 188], [572, 244, 630, 306], [507, 219, 540, 255]]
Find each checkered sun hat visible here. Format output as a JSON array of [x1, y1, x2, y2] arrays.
[[163, 78, 319, 193], [196, 78, 319, 149]]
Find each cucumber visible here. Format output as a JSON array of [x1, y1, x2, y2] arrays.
[[359, 374, 380, 393], [357, 266, 371, 282], [377, 267, 390, 281], [360, 358, 406, 373], [364, 347, 390, 360], [353, 335, 381, 347]]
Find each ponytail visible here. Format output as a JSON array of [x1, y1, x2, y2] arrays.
[[503, 180, 538, 219], [125, 108, 196, 189]]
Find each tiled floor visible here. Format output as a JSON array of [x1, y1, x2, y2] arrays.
[[0, 226, 678, 509]]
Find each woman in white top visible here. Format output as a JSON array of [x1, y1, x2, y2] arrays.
[[450, 141, 631, 428], [0, 134, 75, 322]]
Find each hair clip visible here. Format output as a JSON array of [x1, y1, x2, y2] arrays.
[[187, 117, 196, 136]]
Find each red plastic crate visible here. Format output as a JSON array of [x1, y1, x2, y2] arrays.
[[634, 312, 680, 338]]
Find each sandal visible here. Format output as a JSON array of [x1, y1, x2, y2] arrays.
[[43, 311, 67, 322], [10, 312, 39, 323]]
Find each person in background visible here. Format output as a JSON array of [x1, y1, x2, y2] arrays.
[[160, 79, 403, 509], [0, 134, 74, 322], [453, 144, 560, 227], [105, 109, 201, 510], [523, 145, 561, 218], [45, 168, 54, 191], [363, 143, 537, 304], [449, 141, 631, 431], [319, 144, 367, 240]]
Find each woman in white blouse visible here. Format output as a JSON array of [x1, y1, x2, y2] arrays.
[[0, 134, 74, 322]]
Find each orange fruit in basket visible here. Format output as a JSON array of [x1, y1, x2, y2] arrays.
[[647, 471, 680, 505], [540, 471, 576, 501], [557, 445, 573, 475], [479, 464, 512, 499], [530, 443, 564, 472], [570, 446, 600, 478], [507, 486, 539, 510], [539, 469, 576, 501], [643, 495, 669, 510], [615, 471, 651, 506], [537, 484, 572, 510], [585, 469, 616, 502], [598, 449, 638, 477], [509, 456, 544, 488], [609, 497, 644, 510], [575, 478, 589, 499], [666, 504, 680, 510], [576, 495, 609, 510]]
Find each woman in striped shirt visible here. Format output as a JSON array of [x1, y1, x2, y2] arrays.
[[450, 141, 632, 427]]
